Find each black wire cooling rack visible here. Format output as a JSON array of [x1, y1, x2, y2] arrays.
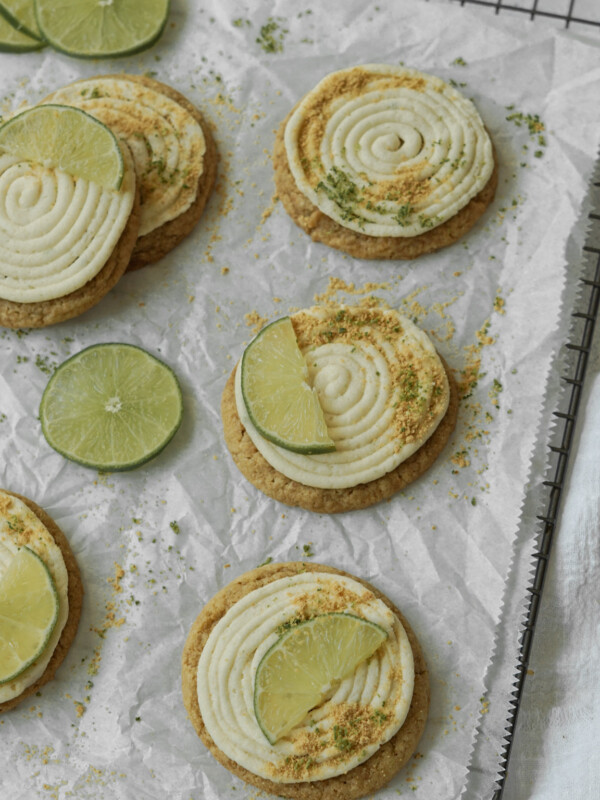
[[453, 0, 600, 31], [442, 1, 600, 797]]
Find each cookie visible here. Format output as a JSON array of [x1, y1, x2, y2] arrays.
[[0, 490, 83, 712], [182, 561, 429, 799], [274, 64, 498, 259], [222, 306, 458, 513], [43, 73, 218, 270], [0, 140, 139, 329]]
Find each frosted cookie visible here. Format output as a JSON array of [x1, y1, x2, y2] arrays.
[[43, 74, 218, 270], [0, 490, 83, 712], [182, 561, 429, 799], [274, 64, 498, 259], [222, 306, 458, 513], [0, 123, 139, 329]]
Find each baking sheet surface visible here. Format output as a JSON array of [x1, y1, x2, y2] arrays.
[[1, 1, 600, 798]]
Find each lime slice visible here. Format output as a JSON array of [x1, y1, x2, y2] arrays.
[[35, 0, 170, 58], [0, 5, 42, 50], [241, 317, 335, 454], [39, 343, 183, 472], [0, 0, 42, 39], [254, 612, 387, 744], [0, 104, 124, 190], [0, 546, 59, 685]]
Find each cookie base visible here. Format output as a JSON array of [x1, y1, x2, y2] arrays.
[[182, 561, 429, 800], [273, 113, 498, 260], [221, 359, 458, 513], [0, 492, 83, 713]]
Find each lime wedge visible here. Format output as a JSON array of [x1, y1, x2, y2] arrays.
[[0, 5, 42, 50], [0, 546, 59, 685], [35, 0, 170, 58], [0, 104, 124, 190], [39, 343, 183, 471], [0, 0, 42, 39], [241, 317, 335, 454], [254, 613, 387, 744]]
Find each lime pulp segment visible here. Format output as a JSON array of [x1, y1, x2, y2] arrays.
[[0, 5, 42, 50], [40, 343, 183, 471], [0, 104, 124, 190], [241, 317, 335, 454], [34, 0, 170, 58], [0, 0, 41, 39], [0, 546, 59, 685], [253, 612, 387, 744]]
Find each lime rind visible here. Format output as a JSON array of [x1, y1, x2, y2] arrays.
[[34, 0, 170, 59], [253, 612, 387, 744], [0, 546, 59, 685], [0, 0, 42, 40], [241, 317, 335, 455], [0, 104, 124, 190], [39, 343, 183, 472]]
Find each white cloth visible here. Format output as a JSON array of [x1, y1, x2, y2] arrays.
[[503, 337, 600, 797]]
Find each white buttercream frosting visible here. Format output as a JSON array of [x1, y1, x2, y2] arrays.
[[0, 144, 135, 303], [197, 571, 414, 783], [235, 306, 449, 489], [44, 77, 206, 237], [0, 491, 68, 704], [285, 64, 494, 236]]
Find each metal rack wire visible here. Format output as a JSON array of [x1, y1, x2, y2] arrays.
[[443, 1, 600, 796], [454, 0, 600, 30]]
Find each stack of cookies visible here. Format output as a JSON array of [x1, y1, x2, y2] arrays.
[[0, 73, 218, 329]]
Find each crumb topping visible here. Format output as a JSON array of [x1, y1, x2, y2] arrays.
[[268, 699, 399, 780]]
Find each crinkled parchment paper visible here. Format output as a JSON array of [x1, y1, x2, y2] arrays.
[[1, 1, 599, 798]]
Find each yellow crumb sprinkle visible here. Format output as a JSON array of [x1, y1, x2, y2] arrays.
[[244, 310, 269, 334], [107, 563, 124, 593]]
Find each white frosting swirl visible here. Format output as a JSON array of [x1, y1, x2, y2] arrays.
[[45, 77, 207, 237], [236, 306, 449, 489], [285, 64, 494, 236], [0, 146, 135, 304], [197, 571, 414, 783], [0, 491, 68, 704]]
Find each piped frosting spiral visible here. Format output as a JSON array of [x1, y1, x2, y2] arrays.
[[0, 146, 135, 304]]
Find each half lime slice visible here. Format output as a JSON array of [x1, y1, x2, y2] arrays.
[[40, 343, 183, 471], [254, 612, 387, 744], [35, 0, 170, 58], [0, 546, 59, 685], [241, 317, 335, 454], [0, 104, 124, 190]]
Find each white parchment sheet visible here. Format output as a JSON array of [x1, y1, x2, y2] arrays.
[[1, 2, 599, 798]]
